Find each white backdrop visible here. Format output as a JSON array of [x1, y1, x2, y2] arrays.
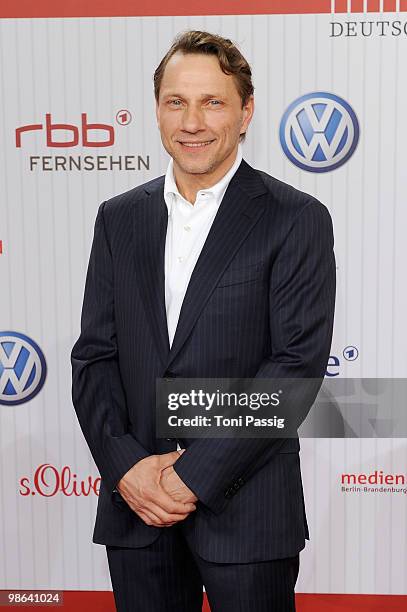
[[1, 8, 407, 595]]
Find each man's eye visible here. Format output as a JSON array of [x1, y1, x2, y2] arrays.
[[208, 100, 221, 105], [169, 100, 182, 106]]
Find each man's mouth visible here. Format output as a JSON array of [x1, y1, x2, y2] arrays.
[[178, 140, 214, 149]]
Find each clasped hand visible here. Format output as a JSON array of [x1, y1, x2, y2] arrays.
[[116, 450, 198, 527]]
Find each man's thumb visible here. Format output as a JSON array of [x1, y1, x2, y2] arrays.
[[159, 449, 185, 468]]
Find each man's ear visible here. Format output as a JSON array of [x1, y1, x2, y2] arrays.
[[241, 95, 254, 134], [155, 100, 160, 127]]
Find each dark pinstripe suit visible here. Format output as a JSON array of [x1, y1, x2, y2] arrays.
[[71, 158, 335, 609]]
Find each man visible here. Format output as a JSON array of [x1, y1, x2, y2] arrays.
[[71, 30, 336, 612]]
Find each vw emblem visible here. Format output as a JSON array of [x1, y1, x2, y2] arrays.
[[280, 92, 359, 172], [0, 331, 47, 405]]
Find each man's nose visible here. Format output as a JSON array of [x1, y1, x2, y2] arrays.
[[181, 105, 206, 132]]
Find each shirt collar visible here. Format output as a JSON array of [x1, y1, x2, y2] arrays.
[[164, 144, 243, 213]]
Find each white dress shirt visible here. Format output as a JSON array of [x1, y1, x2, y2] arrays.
[[163, 144, 243, 350], [164, 145, 243, 453]]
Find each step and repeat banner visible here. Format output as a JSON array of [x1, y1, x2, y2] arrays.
[[1, 0, 407, 598]]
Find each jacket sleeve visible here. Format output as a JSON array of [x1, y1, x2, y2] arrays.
[[173, 198, 336, 515], [71, 201, 150, 499]]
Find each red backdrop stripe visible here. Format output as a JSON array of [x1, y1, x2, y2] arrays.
[[334, 0, 348, 12], [351, 0, 365, 13], [383, 0, 398, 11], [2, 0, 405, 18], [1, 592, 407, 610], [0, 0, 335, 18], [367, 0, 381, 11]]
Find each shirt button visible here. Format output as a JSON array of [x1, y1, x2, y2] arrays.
[[177, 256, 184, 263], [184, 225, 191, 232]]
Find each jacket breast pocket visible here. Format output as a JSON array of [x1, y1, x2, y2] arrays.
[[216, 261, 266, 288]]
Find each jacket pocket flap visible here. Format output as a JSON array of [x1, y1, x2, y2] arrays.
[[216, 261, 265, 288]]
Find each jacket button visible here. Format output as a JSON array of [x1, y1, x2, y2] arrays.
[[238, 477, 244, 485]]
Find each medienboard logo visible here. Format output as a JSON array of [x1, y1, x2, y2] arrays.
[[0, 331, 47, 405], [330, 0, 407, 37], [15, 110, 150, 172], [280, 92, 359, 172], [341, 470, 407, 494]]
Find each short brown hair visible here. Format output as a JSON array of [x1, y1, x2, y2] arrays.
[[153, 30, 254, 142]]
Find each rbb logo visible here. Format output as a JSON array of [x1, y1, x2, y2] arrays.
[[16, 113, 115, 148]]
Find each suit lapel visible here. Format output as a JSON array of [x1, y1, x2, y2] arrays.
[[132, 181, 170, 368], [132, 160, 268, 371]]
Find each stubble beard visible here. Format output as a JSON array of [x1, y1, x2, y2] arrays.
[[170, 142, 222, 177]]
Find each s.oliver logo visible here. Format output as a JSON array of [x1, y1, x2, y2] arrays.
[[15, 111, 132, 148], [19, 464, 100, 497]]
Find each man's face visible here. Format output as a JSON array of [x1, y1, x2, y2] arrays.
[[156, 52, 254, 178]]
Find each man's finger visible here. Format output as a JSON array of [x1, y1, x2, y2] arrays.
[[151, 486, 196, 514], [135, 509, 172, 527], [157, 450, 185, 471], [131, 501, 175, 526], [135, 500, 190, 526], [141, 481, 191, 514], [144, 500, 192, 524]]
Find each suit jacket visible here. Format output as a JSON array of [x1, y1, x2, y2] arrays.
[[71, 158, 336, 563]]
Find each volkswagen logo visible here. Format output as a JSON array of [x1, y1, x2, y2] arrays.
[[0, 331, 47, 405], [280, 92, 359, 172]]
